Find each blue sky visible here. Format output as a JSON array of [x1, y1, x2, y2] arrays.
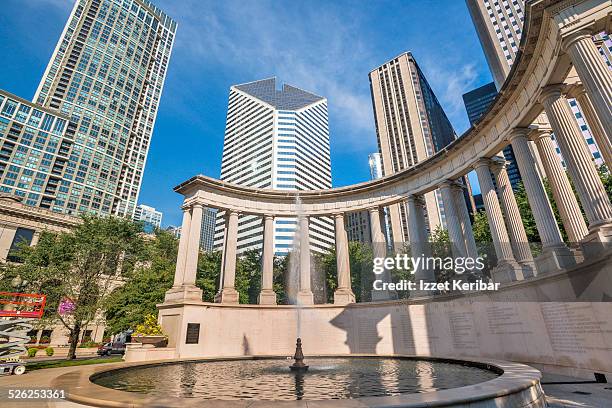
[[0, 0, 493, 226]]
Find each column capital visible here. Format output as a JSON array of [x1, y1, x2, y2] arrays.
[[367, 206, 380, 214], [190, 203, 203, 210], [530, 127, 554, 141], [561, 29, 594, 53], [263, 214, 275, 221], [228, 209, 239, 217], [438, 180, 454, 189], [333, 213, 345, 220], [473, 157, 493, 170], [491, 154, 508, 169], [565, 82, 586, 99], [406, 194, 425, 207], [508, 127, 531, 142], [539, 84, 566, 105]]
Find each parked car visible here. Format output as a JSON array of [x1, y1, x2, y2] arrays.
[[97, 342, 125, 356]]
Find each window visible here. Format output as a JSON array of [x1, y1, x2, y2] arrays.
[[7, 228, 35, 262]]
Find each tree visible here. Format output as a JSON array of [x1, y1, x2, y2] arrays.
[[196, 250, 222, 302], [104, 230, 177, 334], [4, 215, 145, 359]]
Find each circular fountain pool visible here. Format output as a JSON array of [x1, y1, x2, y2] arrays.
[[92, 357, 500, 401]]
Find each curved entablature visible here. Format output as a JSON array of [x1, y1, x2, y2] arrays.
[[175, 0, 609, 217], [167, 0, 612, 307]]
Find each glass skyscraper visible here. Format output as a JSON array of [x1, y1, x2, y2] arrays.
[[466, 0, 608, 168], [214, 78, 334, 256], [0, 0, 175, 217]]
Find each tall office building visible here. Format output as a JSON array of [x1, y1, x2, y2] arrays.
[[0, 0, 176, 218], [134, 203, 162, 233], [369, 52, 458, 245], [465, 0, 607, 167], [345, 153, 385, 244], [214, 78, 334, 256], [462, 82, 522, 189], [200, 207, 216, 252]]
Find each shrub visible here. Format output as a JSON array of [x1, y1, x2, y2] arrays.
[[39, 336, 51, 344], [78, 341, 101, 348], [27, 347, 38, 358], [134, 314, 166, 337], [45, 347, 54, 356]]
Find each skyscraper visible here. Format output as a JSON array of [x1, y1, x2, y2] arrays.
[[134, 203, 162, 233], [369, 52, 457, 245], [214, 78, 334, 256], [200, 207, 216, 252], [0, 0, 176, 218], [465, 0, 607, 167], [462, 82, 522, 189]]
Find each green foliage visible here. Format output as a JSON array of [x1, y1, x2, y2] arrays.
[[235, 249, 262, 304], [315, 241, 374, 303], [196, 250, 222, 302], [472, 210, 492, 243], [45, 347, 54, 357], [3, 215, 145, 359], [27, 348, 38, 358], [134, 314, 165, 336], [104, 230, 177, 334]]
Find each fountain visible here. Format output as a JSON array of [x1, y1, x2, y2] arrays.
[[289, 338, 308, 372]]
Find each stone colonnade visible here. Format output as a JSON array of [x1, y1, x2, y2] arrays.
[[166, 10, 612, 305]]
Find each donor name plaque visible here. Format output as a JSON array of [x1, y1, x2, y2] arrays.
[[186, 323, 200, 344]]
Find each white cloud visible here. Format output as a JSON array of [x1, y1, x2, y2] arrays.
[[160, 0, 377, 152]]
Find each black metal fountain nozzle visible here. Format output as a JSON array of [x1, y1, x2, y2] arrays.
[[289, 337, 309, 372]]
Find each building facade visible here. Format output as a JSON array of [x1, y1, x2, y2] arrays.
[[465, 0, 608, 167], [133, 203, 162, 232], [0, 0, 176, 219], [462, 82, 522, 189], [200, 207, 216, 252], [214, 78, 334, 256], [369, 52, 459, 245]]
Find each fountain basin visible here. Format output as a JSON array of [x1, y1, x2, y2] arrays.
[[49, 355, 546, 407]]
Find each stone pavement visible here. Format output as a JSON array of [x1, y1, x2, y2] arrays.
[[542, 373, 612, 408], [1, 364, 611, 407]]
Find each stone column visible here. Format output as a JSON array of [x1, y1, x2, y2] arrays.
[[333, 213, 355, 305], [406, 195, 435, 295], [489, 156, 533, 270], [172, 207, 192, 287], [296, 216, 314, 305], [165, 204, 204, 302], [439, 181, 467, 259], [562, 31, 612, 135], [258, 215, 276, 305], [370, 207, 395, 300], [452, 183, 479, 261], [573, 85, 611, 166], [540, 85, 612, 234], [183, 204, 203, 286], [510, 128, 574, 272], [474, 159, 521, 282], [215, 210, 240, 304], [532, 129, 588, 243]]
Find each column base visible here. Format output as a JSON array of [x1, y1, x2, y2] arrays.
[[296, 290, 314, 305], [518, 260, 537, 279], [371, 289, 398, 301], [214, 288, 239, 304], [581, 222, 612, 258], [257, 289, 277, 305], [334, 288, 356, 305], [490, 260, 523, 283], [534, 245, 576, 275], [164, 285, 203, 303]]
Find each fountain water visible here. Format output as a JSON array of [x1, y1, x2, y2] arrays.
[[287, 193, 308, 369]]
